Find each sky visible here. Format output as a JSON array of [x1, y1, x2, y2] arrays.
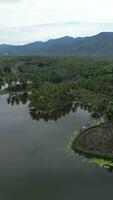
[[0, 0, 113, 44]]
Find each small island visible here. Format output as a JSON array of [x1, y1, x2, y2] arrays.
[[72, 123, 113, 160], [72, 99, 113, 170]]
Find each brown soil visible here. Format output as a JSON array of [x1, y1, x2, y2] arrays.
[[73, 124, 113, 159]]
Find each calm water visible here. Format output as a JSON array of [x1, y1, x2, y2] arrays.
[[0, 94, 113, 200]]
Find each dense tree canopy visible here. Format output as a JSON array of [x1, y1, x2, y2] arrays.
[[1, 56, 113, 121]]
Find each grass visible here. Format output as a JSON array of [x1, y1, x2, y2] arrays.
[[67, 132, 113, 171], [74, 89, 106, 105], [89, 158, 113, 169], [70, 118, 113, 170]]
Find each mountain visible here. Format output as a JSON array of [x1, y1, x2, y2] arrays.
[[0, 32, 113, 57]]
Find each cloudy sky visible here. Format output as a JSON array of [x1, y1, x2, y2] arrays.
[[0, 0, 113, 44]]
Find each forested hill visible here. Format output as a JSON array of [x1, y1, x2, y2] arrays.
[[1, 32, 113, 57]]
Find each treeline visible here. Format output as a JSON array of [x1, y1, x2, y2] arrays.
[[1, 54, 113, 121], [1, 56, 113, 95]]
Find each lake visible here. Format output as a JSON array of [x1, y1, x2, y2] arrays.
[[0, 94, 113, 200]]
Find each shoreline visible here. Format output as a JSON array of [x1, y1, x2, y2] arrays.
[[72, 120, 113, 161]]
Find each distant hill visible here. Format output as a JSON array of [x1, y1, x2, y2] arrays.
[[1, 32, 113, 57]]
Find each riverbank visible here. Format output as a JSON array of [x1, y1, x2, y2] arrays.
[[0, 89, 9, 95], [72, 121, 113, 160]]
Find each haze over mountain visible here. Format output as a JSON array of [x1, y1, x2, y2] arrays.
[[0, 32, 113, 57]]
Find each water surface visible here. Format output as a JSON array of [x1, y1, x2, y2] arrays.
[[0, 94, 113, 200]]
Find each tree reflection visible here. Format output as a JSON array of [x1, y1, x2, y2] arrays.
[[7, 92, 101, 121], [6, 92, 79, 121], [29, 103, 78, 121], [7, 92, 28, 106]]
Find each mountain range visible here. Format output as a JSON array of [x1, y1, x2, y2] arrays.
[[0, 32, 113, 57]]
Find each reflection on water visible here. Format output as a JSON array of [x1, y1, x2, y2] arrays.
[[29, 105, 78, 121], [7, 92, 80, 121], [6, 92, 97, 122], [6, 92, 113, 173], [7, 92, 28, 106], [0, 93, 113, 200]]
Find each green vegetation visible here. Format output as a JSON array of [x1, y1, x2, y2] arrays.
[[1, 56, 113, 168], [89, 158, 113, 170], [1, 56, 113, 118]]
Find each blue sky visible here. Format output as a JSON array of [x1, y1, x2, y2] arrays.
[[0, 0, 113, 44]]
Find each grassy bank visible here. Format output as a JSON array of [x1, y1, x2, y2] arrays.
[[71, 119, 113, 169]]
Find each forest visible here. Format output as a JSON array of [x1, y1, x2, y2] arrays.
[[1, 56, 113, 177], [0, 56, 113, 119]]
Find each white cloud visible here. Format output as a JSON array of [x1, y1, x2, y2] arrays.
[[0, 0, 113, 43], [0, 0, 20, 2], [0, 21, 113, 45]]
